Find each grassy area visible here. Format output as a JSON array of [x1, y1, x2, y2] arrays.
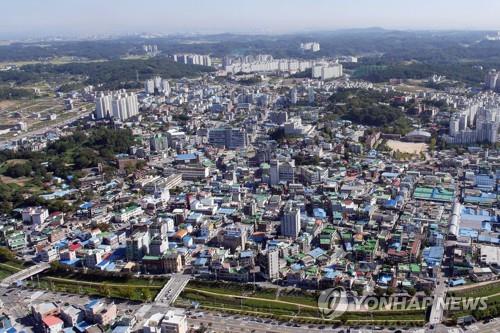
[[186, 280, 318, 305], [178, 286, 426, 325], [45, 269, 167, 287], [0, 259, 31, 280], [22, 266, 170, 302], [0, 262, 22, 280], [448, 281, 500, 298], [26, 277, 160, 302], [446, 284, 500, 322]]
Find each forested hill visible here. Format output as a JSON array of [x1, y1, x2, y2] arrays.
[[0, 57, 215, 90]]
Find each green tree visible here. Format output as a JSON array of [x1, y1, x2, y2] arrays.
[[99, 283, 112, 297], [142, 287, 152, 301], [429, 137, 437, 151], [0, 247, 16, 262]]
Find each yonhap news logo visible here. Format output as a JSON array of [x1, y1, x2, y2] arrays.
[[317, 288, 489, 319], [317, 287, 349, 319]]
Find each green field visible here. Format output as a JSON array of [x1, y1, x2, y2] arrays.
[[446, 282, 500, 322], [178, 281, 426, 325], [0, 262, 22, 280], [26, 269, 169, 302], [448, 281, 500, 298]]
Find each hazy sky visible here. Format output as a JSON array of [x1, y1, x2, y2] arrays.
[[2, 0, 500, 38]]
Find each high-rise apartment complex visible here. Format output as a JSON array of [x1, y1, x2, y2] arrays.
[[446, 104, 500, 144], [170, 54, 212, 67], [145, 76, 171, 95], [95, 91, 139, 121]]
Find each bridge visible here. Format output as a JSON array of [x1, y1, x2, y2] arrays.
[[427, 267, 448, 331], [155, 274, 191, 305], [0, 263, 51, 287]]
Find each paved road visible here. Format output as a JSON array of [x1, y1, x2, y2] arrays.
[[154, 273, 191, 305], [0, 286, 143, 332], [462, 318, 500, 333], [186, 311, 423, 333], [0, 286, 489, 333], [428, 268, 448, 327], [0, 110, 92, 146], [0, 263, 50, 287]]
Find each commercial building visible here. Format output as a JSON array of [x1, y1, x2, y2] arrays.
[[208, 127, 248, 149], [143, 311, 187, 333], [269, 159, 295, 185]]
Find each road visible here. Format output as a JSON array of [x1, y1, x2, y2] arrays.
[[154, 273, 191, 305], [428, 268, 448, 327], [0, 262, 50, 287], [186, 311, 424, 333], [0, 286, 143, 332], [0, 109, 92, 146], [0, 286, 485, 333]]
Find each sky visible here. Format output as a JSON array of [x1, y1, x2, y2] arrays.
[[1, 0, 500, 39]]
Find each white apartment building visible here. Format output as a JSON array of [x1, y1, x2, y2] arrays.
[[95, 91, 139, 121], [22, 206, 49, 225]]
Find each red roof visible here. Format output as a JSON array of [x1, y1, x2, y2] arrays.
[[69, 243, 81, 251], [43, 315, 63, 327]]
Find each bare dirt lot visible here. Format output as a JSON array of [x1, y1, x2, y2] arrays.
[[386, 140, 428, 154]]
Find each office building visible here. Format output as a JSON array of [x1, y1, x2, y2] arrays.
[[270, 159, 295, 185], [143, 311, 187, 333], [208, 127, 248, 149]]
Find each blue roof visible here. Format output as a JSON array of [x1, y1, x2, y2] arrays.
[[75, 321, 92, 332], [449, 279, 466, 286], [381, 172, 399, 178], [80, 202, 93, 209], [84, 299, 100, 310], [384, 199, 397, 208], [194, 258, 208, 266], [240, 250, 253, 258], [176, 153, 197, 160], [218, 208, 236, 215], [308, 247, 327, 259], [423, 246, 444, 266], [323, 269, 341, 279], [378, 274, 393, 284], [60, 259, 80, 266], [112, 327, 131, 333], [313, 208, 327, 219], [459, 228, 479, 238]]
